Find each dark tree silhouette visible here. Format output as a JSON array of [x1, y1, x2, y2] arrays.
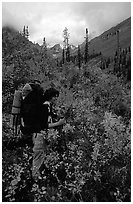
[[78, 45, 81, 69], [85, 28, 89, 64]]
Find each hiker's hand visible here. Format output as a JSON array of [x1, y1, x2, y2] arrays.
[[58, 118, 66, 126]]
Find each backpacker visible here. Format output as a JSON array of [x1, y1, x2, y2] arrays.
[[11, 82, 45, 135], [20, 83, 45, 134]]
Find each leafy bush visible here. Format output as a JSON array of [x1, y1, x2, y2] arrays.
[[2, 97, 131, 201]]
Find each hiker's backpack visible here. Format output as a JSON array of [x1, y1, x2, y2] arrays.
[[11, 83, 47, 135], [20, 83, 46, 134]]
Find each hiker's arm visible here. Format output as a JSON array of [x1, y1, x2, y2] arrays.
[[42, 105, 65, 129], [48, 118, 66, 128], [43, 104, 66, 129]]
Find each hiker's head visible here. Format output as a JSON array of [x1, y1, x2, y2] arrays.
[[44, 88, 59, 104], [22, 83, 32, 98]]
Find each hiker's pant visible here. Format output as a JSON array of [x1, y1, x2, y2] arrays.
[[32, 131, 47, 179]]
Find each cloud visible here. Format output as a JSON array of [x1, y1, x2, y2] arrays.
[[2, 2, 131, 46], [2, 6, 20, 30]]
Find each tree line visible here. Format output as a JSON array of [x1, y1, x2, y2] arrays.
[[12, 25, 131, 84], [100, 46, 131, 82], [58, 29, 131, 84]]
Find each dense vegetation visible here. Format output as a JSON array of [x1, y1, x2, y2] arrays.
[[2, 25, 131, 202]]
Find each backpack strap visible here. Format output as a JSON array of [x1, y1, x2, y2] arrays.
[[43, 101, 52, 123]]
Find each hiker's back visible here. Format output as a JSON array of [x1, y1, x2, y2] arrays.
[[20, 83, 45, 134]]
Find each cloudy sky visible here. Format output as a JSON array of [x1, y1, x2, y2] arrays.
[[2, 2, 131, 47]]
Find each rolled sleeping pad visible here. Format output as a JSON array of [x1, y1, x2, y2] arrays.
[[10, 90, 22, 135], [11, 90, 22, 114], [10, 114, 21, 135]]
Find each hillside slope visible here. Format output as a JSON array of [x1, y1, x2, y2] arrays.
[[79, 17, 131, 57], [2, 26, 57, 112]]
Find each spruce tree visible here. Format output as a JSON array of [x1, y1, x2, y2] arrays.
[[78, 45, 81, 69], [62, 48, 65, 64], [63, 27, 70, 63], [41, 37, 47, 58], [85, 28, 88, 64], [23, 26, 26, 37], [25, 26, 29, 39], [43, 37, 47, 49]]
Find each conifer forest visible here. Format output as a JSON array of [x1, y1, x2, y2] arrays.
[[2, 17, 131, 202]]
